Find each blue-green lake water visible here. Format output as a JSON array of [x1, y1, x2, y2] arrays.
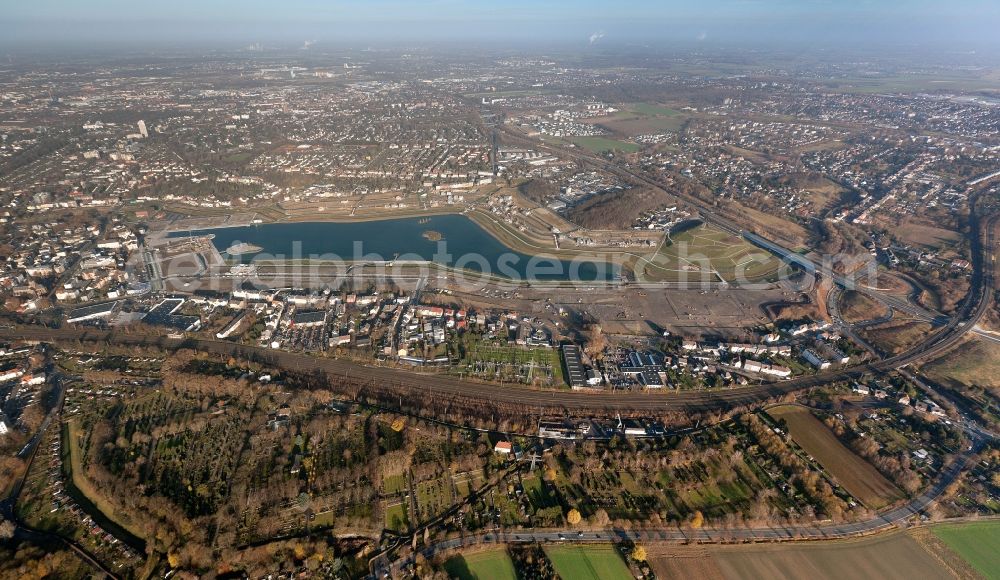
[[170, 214, 616, 281]]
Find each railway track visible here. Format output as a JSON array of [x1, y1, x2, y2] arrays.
[[0, 300, 984, 415], [2, 182, 994, 417]]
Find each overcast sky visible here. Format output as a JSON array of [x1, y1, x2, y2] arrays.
[[3, 0, 999, 50]]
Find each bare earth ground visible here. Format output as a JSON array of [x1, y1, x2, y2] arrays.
[[597, 115, 687, 136], [648, 527, 976, 580], [895, 221, 962, 249], [430, 285, 788, 340], [768, 405, 903, 509], [567, 287, 790, 339], [838, 290, 890, 323], [565, 186, 676, 230], [771, 172, 848, 213], [763, 298, 823, 323], [647, 544, 727, 580], [860, 270, 918, 296], [734, 205, 809, 248]]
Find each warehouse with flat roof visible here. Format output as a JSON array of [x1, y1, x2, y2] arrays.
[[561, 344, 586, 389], [66, 301, 120, 324]]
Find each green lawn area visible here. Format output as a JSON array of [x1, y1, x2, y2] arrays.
[[522, 474, 557, 509], [222, 151, 255, 165], [312, 510, 335, 528], [932, 521, 1000, 579], [454, 472, 483, 499], [569, 136, 640, 154], [383, 474, 406, 494], [544, 544, 632, 580], [384, 501, 409, 531], [444, 548, 517, 580], [416, 477, 453, 518], [635, 116, 688, 132], [641, 223, 781, 282]]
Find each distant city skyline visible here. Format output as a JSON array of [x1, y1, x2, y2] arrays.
[[2, 0, 999, 50]]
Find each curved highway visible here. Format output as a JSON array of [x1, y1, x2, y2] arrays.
[[499, 127, 952, 324]]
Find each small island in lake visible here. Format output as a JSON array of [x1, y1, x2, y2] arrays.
[[422, 230, 443, 242], [224, 242, 264, 255]]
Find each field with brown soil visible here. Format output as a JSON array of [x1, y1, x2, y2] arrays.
[[895, 221, 962, 249], [597, 115, 687, 136], [647, 528, 969, 580], [737, 205, 810, 247], [762, 297, 822, 323], [770, 172, 849, 211], [767, 405, 904, 509]]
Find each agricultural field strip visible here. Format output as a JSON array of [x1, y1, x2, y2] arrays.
[[768, 406, 903, 508]]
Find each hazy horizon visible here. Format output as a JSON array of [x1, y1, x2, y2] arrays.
[[2, 0, 999, 52]]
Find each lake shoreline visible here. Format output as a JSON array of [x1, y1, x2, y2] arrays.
[[168, 214, 619, 281]]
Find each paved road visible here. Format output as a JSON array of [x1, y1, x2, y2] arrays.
[[12, 136, 974, 420], [0, 372, 65, 518], [498, 127, 954, 324], [506, 126, 1000, 352], [1, 210, 991, 579], [369, 195, 998, 577], [377, 432, 989, 578]]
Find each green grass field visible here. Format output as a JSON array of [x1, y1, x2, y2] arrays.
[[569, 136, 641, 153], [384, 501, 409, 531], [640, 224, 781, 282], [383, 473, 407, 495], [544, 544, 632, 580], [444, 549, 518, 580], [416, 477, 454, 518], [522, 474, 558, 509], [932, 521, 1000, 579]]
